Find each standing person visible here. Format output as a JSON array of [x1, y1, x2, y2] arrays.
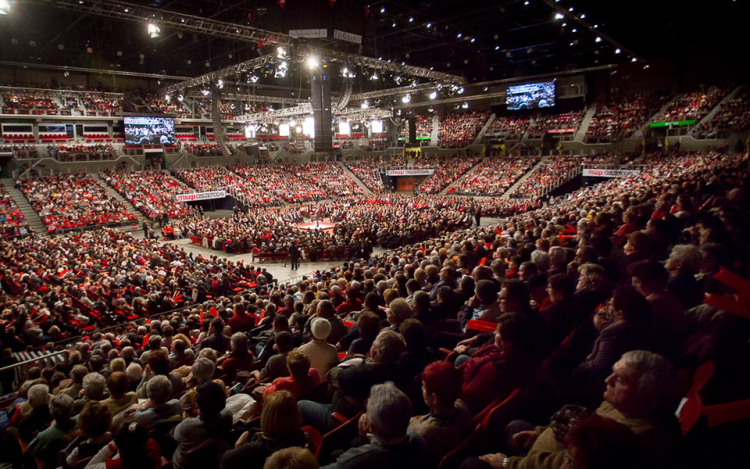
[[142, 220, 150, 239], [474, 206, 482, 227], [290, 243, 301, 271]]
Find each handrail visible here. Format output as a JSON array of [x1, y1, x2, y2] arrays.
[[0, 349, 69, 374]]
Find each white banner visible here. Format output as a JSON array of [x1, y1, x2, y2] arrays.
[[176, 190, 226, 202], [583, 168, 641, 178], [334, 30, 363, 44], [386, 169, 435, 176]]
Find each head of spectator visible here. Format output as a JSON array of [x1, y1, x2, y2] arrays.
[[113, 422, 153, 469], [82, 372, 106, 401], [365, 382, 412, 442], [399, 319, 427, 353], [577, 263, 608, 292], [264, 448, 318, 469], [628, 260, 669, 298], [604, 350, 679, 419], [192, 357, 216, 385], [126, 363, 143, 383], [49, 393, 74, 427], [316, 300, 336, 319], [196, 381, 227, 420], [286, 351, 312, 382], [79, 401, 112, 439], [230, 332, 250, 355], [274, 331, 295, 354], [310, 318, 331, 341], [70, 365, 88, 386], [665, 244, 702, 277], [261, 390, 302, 441], [106, 371, 130, 400], [28, 383, 50, 408], [386, 298, 413, 328], [356, 311, 382, 342], [370, 329, 405, 365], [145, 375, 172, 406], [420, 361, 463, 415], [147, 349, 170, 376], [547, 273, 575, 304], [610, 286, 651, 324], [110, 357, 126, 374], [499, 280, 530, 314]]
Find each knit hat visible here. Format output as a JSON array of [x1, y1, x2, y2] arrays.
[[311, 317, 332, 340]]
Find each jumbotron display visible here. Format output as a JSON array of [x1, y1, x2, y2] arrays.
[[506, 81, 556, 111], [124, 116, 176, 145]]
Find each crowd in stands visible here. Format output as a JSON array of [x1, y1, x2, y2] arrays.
[[184, 144, 234, 157], [0, 186, 29, 237], [1, 90, 58, 113], [508, 155, 583, 199], [447, 157, 539, 196], [145, 95, 190, 118], [17, 174, 138, 233], [585, 93, 668, 143], [527, 111, 584, 138], [0, 147, 748, 469], [487, 116, 531, 140], [693, 87, 750, 139], [79, 95, 123, 115], [47, 144, 116, 162], [438, 112, 490, 148], [345, 159, 386, 192], [100, 170, 193, 221], [655, 85, 730, 123], [416, 156, 480, 194], [3, 145, 38, 158], [399, 115, 434, 139]]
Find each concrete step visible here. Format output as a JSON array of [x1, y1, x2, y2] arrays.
[[440, 156, 485, 195], [574, 106, 597, 142], [91, 173, 148, 224], [1, 180, 47, 234], [501, 156, 548, 199], [473, 113, 496, 144], [337, 160, 373, 194]]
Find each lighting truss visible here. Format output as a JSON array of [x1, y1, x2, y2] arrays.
[[185, 91, 305, 106], [351, 83, 440, 101], [31, 0, 293, 46], [396, 91, 508, 109], [234, 105, 313, 124], [336, 108, 393, 122], [162, 55, 279, 95]]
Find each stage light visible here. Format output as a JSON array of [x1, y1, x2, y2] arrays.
[[457, 87, 465, 94], [250, 75, 260, 83], [483, 86, 489, 92], [470, 38, 475, 43], [164, 94, 170, 101], [495, 46, 500, 50], [178, 95, 184, 102], [524, 0, 529, 4], [427, 107, 434, 112], [402, 95, 411, 103], [615, 48, 621, 54], [306, 56, 319, 69], [631, 57, 637, 62], [147, 23, 161, 38], [580, 13, 586, 18], [380, 7, 385, 13], [572, 28, 577, 32], [0, 0, 10, 15], [429, 91, 437, 100], [275, 61, 288, 78], [201, 89, 210, 96], [562, 23, 567, 27], [643, 64, 650, 69], [361, 101, 369, 109], [370, 72, 379, 80], [409, 17, 414, 22], [595, 36, 602, 42], [555, 13, 564, 20], [462, 102, 469, 109], [426, 23, 431, 28], [217, 79, 224, 89], [276, 46, 287, 59], [457, 33, 462, 38]]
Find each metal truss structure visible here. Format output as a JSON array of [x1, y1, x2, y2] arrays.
[[184, 91, 306, 106], [163, 55, 279, 95], [32, 0, 293, 46], [351, 83, 439, 101], [395, 91, 507, 110], [234, 104, 391, 125]]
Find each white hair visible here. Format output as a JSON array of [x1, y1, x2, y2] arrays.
[[83, 373, 107, 400], [367, 382, 412, 439], [670, 244, 702, 273]]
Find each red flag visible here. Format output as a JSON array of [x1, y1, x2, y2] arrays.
[[278, 0, 285, 9], [328, 0, 336, 7]]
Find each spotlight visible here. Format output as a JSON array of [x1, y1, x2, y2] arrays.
[[0, 0, 10, 15], [361, 101, 369, 109], [392, 22, 396, 28], [306, 56, 319, 69], [615, 48, 621, 54], [164, 94, 170, 101], [250, 75, 260, 83], [429, 91, 437, 100], [394, 75, 402, 84], [427, 107, 434, 112], [370, 72, 379, 80], [483, 86, 489, 92], [276, 46, 287, 59], [457, 87, 465, 94], [275, 61, 288, 78], [201, 89, 210, 96], [457, 33, 462, 38], [595, 37, 602, 42], [524, 0, 529, 4], [402, 95, 411, 103], [436, 83, 443, 90], [147, 23, 161, 38], [631, 57, 637, 62], [217, 79, 224, 89], [178, 95, 184, 101], [63, 71, 70, 77], [554, 13, 564, 20], [409, 17, 414, 22], [580, 14, 586, 18], [643, 64, 650, 69], [462, 102, 469, 109], [426, 23, 431, 28], [380, 7, 385, 13]]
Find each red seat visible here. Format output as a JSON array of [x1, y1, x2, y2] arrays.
[[303, 411, 363, 465]]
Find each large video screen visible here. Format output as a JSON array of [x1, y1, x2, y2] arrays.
[[124, 117, 175, 145], [506, 81, 556, 111]]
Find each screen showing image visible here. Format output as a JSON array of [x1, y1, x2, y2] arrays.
[[124, 116, 176, 145], [506, 81, 556, 111]]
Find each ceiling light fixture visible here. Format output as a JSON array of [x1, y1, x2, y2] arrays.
[[306, 55, 319, 69], [402, 95, 411, 103], [147, 23, 161, 38]]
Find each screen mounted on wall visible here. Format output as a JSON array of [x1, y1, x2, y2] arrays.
[[124, 116, 175, 145], [506, 81, 556, 111]]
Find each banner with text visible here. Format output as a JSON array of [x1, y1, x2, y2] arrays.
[[582, 168, 641, 178], [386, 169, 435, 176], [176, 190, 227, 202]]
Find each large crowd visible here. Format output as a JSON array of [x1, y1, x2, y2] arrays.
[[447, 157, 539, 196], [487, 117, 531, 140], [655, 85, 729, 123], [507, 155, 584, 199], [438, 112, 490, 148], [527, 111, 584, 139], [17, 174, 138, 233], [47, 144, 117, 162], [585, 93, 668, 143], [0, 147, 746, 469], [399, 115, 434, 139], [693, 87, 750, 139], [100, 170, 193, 221], [1, 90, 59, 112], [0, 186, 29, 237]]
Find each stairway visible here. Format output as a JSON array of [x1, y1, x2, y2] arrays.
[[430, 115, 440, 146], [439, 156, 485, 195], [473, 113, 496, 144], [337, 160, 373, 194], [1, 179, 47, 235], [501, 157, 547, 199], [574, 106, 598, 142], [90, 173, 147, 225]]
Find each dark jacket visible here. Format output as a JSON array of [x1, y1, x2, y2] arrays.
[[329, 361, 398, 418], [321, 434, 425, 469]]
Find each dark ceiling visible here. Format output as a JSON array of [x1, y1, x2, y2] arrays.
[[0, 0, 747, 90]]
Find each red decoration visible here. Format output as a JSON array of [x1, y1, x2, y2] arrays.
[[278, 0, 286, 9], [328, 0, 336, 7]]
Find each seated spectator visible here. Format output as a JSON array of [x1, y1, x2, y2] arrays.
[[84, 421, 161, 469], [262, 351, 320, 399], [199, 318, 231, 354], [173, 382, 233, 469], [220, 332, 256, 379], [321, 382, 424, 469], [13, 383, 52, 441], [133, 375, 182, 427], [73, 372, 107, 414], [65, 402, 113, 468], [102, 372, 138, 417], [407, 362, 473, 462], [27, 393, 76, 467], [251, 331, 294, 383], [298, 329, 404, 432], [299, 318, 340, 378], [221, 390, 306, 469], [264, 447, 319, 469]]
